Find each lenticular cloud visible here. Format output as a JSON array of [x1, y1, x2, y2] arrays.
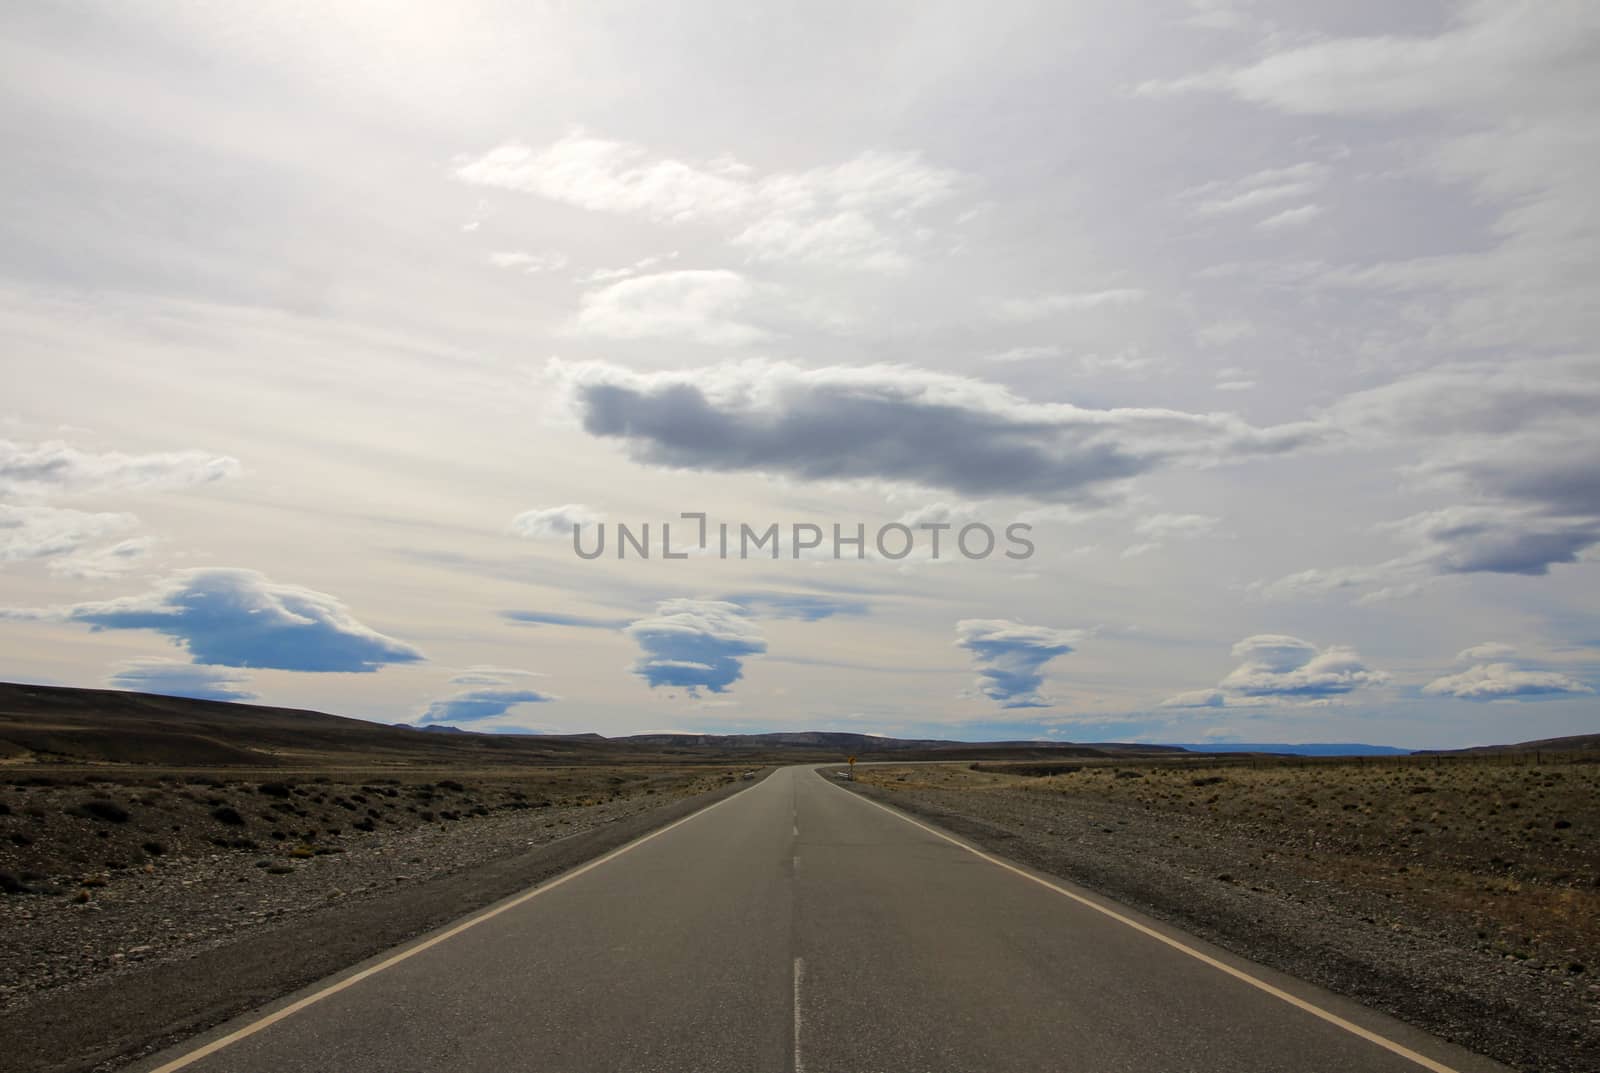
[[624, 599, 767, 695], [8, 568, 423, 673]]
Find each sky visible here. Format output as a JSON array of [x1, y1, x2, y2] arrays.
[[2, 1, 1597, 748]]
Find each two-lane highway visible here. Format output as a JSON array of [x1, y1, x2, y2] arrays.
[[132, 766, 1506, 1073]]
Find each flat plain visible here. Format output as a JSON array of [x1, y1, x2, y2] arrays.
[[848, 755, 1600, 1073]]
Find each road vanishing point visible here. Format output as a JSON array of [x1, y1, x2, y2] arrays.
[[131, 766, 1508, 1073]]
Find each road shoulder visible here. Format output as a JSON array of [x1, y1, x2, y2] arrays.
[[3, 772, 767, 1073], [831, 772, 1558, 1073]]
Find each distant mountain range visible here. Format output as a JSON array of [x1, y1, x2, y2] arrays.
[[0, 683, 1176, 767], [7, 682, 1594, 768], [410, 729, 1415, 756], [1165, 742, 1414, 756], [605, 731, 1182, 755]]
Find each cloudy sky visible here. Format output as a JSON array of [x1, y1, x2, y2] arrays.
[[3, 2, 1596, 747]]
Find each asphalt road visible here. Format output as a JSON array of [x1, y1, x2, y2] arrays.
[[132, 766, 1507, 1073]]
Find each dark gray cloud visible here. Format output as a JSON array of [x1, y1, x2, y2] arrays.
[[8, 568, 423, 672], [955, 619, 1081, 709], [1400, 507, 1599, 577], [554, 360, 1319, 503], [107, 658, 257, 702], [1266, 358, 1600, 597], [721, 592, 869, 621], [624, 599, 767, 695]]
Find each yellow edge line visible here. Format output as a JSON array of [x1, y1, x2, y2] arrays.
[[146, 781, 757, 1073], [832, 775, 1465, 1073]]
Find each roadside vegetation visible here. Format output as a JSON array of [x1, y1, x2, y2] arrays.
[[852, 753, 1600, 1073], [0, 766, 741, 901]]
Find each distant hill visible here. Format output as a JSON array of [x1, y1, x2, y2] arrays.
[[612, 731, 1183, 758], [1417, 733, 1600, 756], [27, 681, 1565, 771], [1168, 742, 1413, 757], [0, 683, 634, 769], [0, 683, 1171, 769]]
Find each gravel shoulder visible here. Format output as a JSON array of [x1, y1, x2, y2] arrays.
[[0, 769, 765, 1073], [841, 764, 1599, 1073]]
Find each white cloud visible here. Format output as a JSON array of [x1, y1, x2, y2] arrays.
[[989, 289, 1145, 323], [0, 505, 137, 564], [456, 131, 962, 271], [1196, 319, 1256, 346], [448, 665, 548, 686], [0, 441, 235, 572], [1159, 1, 1600, 351], [456, 133, 754, 223], [1210, 5, 1594, 117], [981, 345, 1061, 364], [47, 536, 155, 579], [1253, 563, 1385, 602], [511, 504, 604, 540], [571, 270, 767, 345], [488, 250, 568, 273], [1181, 162, 1327, 217], [1424, 662, 1593, 701], [1221, 635, 1387, 699], [1455, 641, 1517, 663], [1121, 513, 1217, 558], [1180, 0, 1254, 31], [1165, 634, 1388, 706], [895, 501, 981, 529], [576, 251, 680, 284], [1255, 204, 1323, 231], [1137, 513, 1218, 539], [0, 439, 239, 500], [1075, 348, 1158, 376]]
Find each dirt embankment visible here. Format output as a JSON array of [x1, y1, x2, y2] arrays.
[[846, 759, 1599, 1073], [0, 765, 762, 1073]]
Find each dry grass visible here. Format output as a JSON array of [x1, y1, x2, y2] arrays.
[[0, 764, 744, 892], [861, 756, 1600, 968]]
